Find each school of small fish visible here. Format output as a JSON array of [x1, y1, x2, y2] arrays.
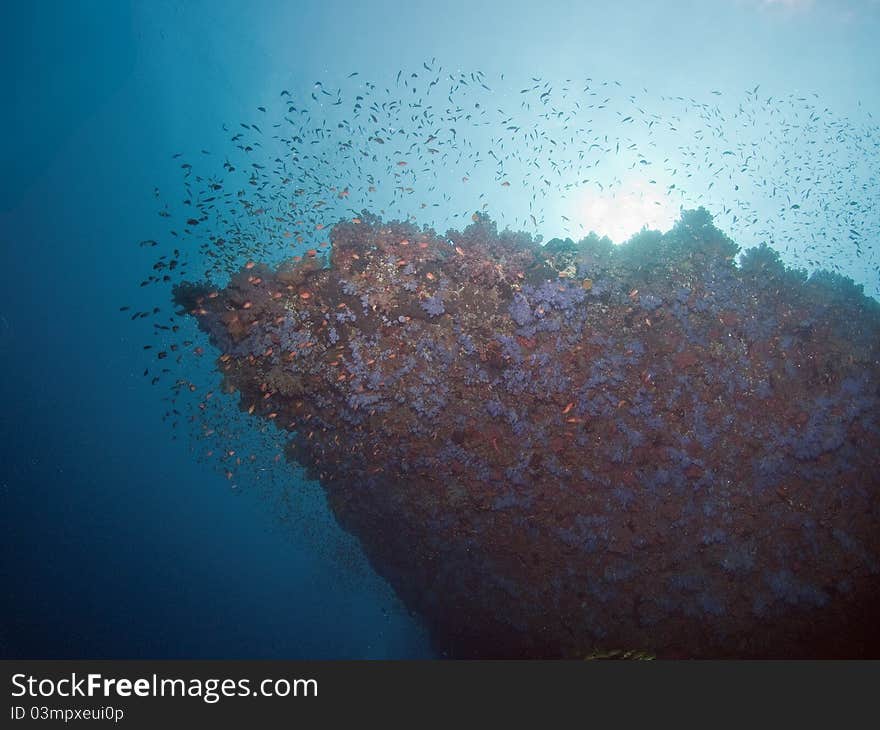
[[126, 64, 879, 484]]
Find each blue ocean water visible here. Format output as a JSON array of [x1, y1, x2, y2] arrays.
[[1, 0, 878, 659]]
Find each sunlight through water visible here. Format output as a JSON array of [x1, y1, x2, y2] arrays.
[[574, 179, 678, 243]]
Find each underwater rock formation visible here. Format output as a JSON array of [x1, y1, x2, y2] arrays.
[[176, 208, 880, 658]]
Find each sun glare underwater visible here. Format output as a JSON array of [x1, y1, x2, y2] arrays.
[[3, 0, 880, 660]]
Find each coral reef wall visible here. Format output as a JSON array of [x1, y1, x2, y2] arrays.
[[176, 209, 880, 658]]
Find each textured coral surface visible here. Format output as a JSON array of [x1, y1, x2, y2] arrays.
[[177, 209, 880, 658]]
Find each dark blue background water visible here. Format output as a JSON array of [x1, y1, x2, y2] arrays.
[[0, 1, 432, 658], [2, 0, 877, 658]]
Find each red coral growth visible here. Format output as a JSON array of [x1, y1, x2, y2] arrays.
[[178, 210, 880, 658]]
